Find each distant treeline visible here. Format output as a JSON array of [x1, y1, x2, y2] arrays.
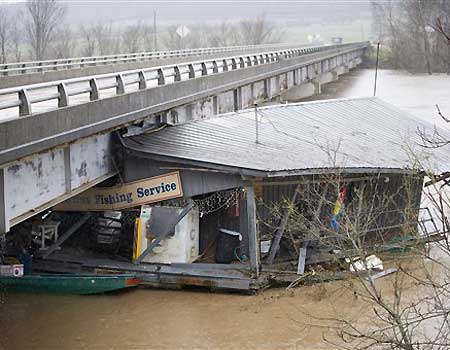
[[371, 0, 450, 74], [0, 0, 281, 63]]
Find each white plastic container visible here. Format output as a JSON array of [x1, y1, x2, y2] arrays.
[[140, 206, 199, 264], [0, 264, 24, 277]]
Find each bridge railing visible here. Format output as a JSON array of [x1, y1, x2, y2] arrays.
[[0, 43, 307, 77], [0, 42, 368, 119]]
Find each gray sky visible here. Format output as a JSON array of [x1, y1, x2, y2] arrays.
[[4, 1, 372, 26]]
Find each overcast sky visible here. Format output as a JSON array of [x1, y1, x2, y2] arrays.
[[2, 1, 371, 26]]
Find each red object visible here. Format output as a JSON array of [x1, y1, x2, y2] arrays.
[[125, 277, 141, 286], [339, 187, 347, 203]]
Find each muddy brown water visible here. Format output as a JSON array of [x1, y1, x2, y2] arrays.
[[1, 68, 449, 350]]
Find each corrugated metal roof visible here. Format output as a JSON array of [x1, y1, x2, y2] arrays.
[[122, 97, 450, 176]]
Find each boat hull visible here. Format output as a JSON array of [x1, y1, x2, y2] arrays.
[[0, 274, 141, 295]]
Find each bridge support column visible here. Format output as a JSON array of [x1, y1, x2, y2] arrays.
[[332, 66, 343, 80], [312, 79, 321, 94], [332, 69, 339, 81], [217, 91, 235, 114], [233, 88, 242, 111], [281, 73, 288, 91], [241, 85, 253, 109], [264, 79, 271, 100], [293, 68, 301, 85], [286, 71, 295, 89], [253, 80, 265, 103], [213, 96, 218, 115], [0, 167, 9, 234], [316, 72, 334, 85], [280, 81, 315, 101]]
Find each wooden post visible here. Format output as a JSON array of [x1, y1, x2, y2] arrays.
[[297, 247, 308, 275], [267, 184, 300, 264], [245, 182, 260, 275]]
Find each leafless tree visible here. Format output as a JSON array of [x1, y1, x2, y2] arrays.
[[79, 24, 96, 57], [122, 23, 142, 53], [431, 3, 450, 74], [25, 0, 66, 60], [263, 171, 450, 349], [237, 14, 281, 45], [142, 23, 156, 51], [0, 7, 10, 64], [256, 128, 450, 350], [206, 21, 239, 47], [400, 0, 436, 75], [92, 22, 121, 55], [51, 27, 76, 59], [9, 17, 23, 62], [370, 1, 385, 42], [162, 16, 281, 51], [370, 0, 450, 73]]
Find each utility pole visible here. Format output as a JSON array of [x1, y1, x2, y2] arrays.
[[373, 41, 380, 97], [153, 10, 157, 52]]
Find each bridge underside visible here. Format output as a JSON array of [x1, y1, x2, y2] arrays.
[[0, 134, 116, 232], [0, 47, 366, 234]]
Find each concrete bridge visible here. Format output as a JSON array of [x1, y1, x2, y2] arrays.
[[0, 41, 369, 233], [0, 43, 312, 88]]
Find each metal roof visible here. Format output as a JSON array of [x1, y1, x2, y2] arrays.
[[121, 97, 450, 177]]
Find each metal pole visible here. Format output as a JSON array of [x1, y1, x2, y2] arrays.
[[254, 103, 259, 144], [153, 10, 157, 52], [373, 41, 380, 97]]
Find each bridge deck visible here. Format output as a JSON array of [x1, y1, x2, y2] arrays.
[[0, 43, 308, 88]]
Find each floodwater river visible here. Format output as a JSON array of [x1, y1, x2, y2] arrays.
[[1, 68, 449, 350]]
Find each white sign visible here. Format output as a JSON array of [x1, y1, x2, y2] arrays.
[[55, 172, 183, 211], [176, 25, 190, 38]]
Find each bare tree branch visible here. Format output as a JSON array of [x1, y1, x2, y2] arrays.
[[25, 0, 66, 60]]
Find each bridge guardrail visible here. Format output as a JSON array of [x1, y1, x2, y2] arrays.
[[0, 42, 369, 119], [0, 43, 307, 77]]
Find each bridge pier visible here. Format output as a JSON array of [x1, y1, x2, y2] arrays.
[[332, 70, 339, 81], [277, 59, 361, 102], [316, 71, 334, 85], [332, 65, 346, 78], [169, 57, 363, 123], [217, 91, 235, 114], [279, 82, 315, 101], [313, 79, 321, 94]]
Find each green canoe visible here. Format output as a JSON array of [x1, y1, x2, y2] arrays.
[[0, 274, 141, 295]]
